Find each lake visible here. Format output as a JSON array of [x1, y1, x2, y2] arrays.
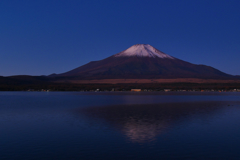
[[1, 91, 240, 159]]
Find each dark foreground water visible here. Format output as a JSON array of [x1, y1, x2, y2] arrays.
[[1, 91, 240, 160]]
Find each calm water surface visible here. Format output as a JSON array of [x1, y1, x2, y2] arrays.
[[1, 91, 240, 159]]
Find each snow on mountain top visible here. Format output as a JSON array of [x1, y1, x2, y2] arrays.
[[114, 44, 174, 59]]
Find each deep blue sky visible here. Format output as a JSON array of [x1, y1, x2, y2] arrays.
[[1, 0, 240, 76]]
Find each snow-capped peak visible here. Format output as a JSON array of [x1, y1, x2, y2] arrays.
[[114, 44, 174, 59]]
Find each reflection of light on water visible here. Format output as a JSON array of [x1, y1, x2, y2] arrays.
[[122, 118, 167, 143], [76, 101, 234, 144]]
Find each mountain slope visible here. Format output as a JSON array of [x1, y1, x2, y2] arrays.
[[57, 44, 233, 79]]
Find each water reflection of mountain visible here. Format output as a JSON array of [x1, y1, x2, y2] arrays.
[[75, 101, 238, 143]]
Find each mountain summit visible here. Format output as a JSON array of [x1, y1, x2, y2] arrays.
[[114, 44, 174, 59], [57, 44, 233, 79]]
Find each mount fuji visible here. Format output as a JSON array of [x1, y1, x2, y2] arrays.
[[56, 44, 233, 80]]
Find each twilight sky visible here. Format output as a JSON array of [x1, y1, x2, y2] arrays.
[[1, 0, 240, 76]]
